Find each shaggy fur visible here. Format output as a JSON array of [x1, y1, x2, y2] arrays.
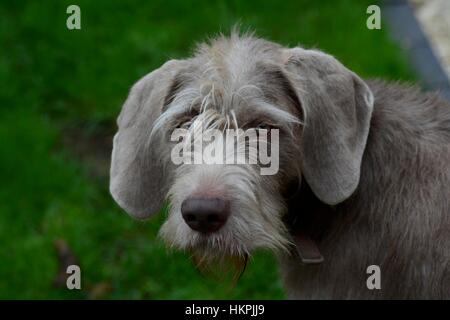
[[110, 32, 450, 299]]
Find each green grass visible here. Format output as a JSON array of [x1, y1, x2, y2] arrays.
[[0, 0, 414, 299]]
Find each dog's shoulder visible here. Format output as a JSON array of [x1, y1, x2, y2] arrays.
[[365, 79, 450, 146]]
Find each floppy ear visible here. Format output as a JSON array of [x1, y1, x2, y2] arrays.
[[110, 59, 186, 219], [282, 48, 374, 205]]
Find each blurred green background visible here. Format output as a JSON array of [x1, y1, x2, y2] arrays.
[[0, 0, 414, 299]]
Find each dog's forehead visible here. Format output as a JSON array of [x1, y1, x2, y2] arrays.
[[189, 74, 298, 125], [164, 36, 301, 123], [191, 58, 299, 120]]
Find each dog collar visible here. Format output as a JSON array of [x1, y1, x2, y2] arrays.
[[284, 180, 325, 265], [292, 232, 324, 265], [286, 212, 324, 265]]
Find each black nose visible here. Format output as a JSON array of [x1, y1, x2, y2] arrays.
[[181, 197, 230, 233]]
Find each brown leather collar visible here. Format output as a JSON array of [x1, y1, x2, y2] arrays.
[[284, 179, 325, 265], [292, 232, 324, 265], [286, 209, 324, 265]]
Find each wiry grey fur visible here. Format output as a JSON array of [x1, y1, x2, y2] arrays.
[[110, 32, 450, 299]]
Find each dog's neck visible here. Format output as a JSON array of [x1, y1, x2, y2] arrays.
[[284, 178, 338, 265]]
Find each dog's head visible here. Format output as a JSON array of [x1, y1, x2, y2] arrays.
[[110, 34, 373, 269]]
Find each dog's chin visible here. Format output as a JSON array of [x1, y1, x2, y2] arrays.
[[159, 223, 250, 281], [189, 245, 249, 283]]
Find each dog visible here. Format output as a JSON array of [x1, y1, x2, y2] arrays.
[[110, 32, 450, 299]]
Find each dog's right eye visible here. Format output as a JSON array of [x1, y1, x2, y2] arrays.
[[173, 110, 199, 129], [174, 117, 192, 129]]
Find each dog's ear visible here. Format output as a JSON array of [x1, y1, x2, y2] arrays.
[[282, 48, 374, 205], [110, 59, 186, 219]]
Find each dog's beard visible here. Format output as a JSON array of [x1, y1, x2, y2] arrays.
[[191, 249, 249, 284]]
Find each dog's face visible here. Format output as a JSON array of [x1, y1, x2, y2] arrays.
[[155, 66, 303, 261], [110, 34, 374, 267]]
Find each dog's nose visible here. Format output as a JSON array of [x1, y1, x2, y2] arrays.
[[181, 197, 230, 233]]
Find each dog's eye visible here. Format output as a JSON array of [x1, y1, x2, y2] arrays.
[[174, 110, 199, 129], [174, 117, 192, 129], [255, 122, 277, 130]]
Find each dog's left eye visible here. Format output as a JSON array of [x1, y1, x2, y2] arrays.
[[255, 123, 276, 130]]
